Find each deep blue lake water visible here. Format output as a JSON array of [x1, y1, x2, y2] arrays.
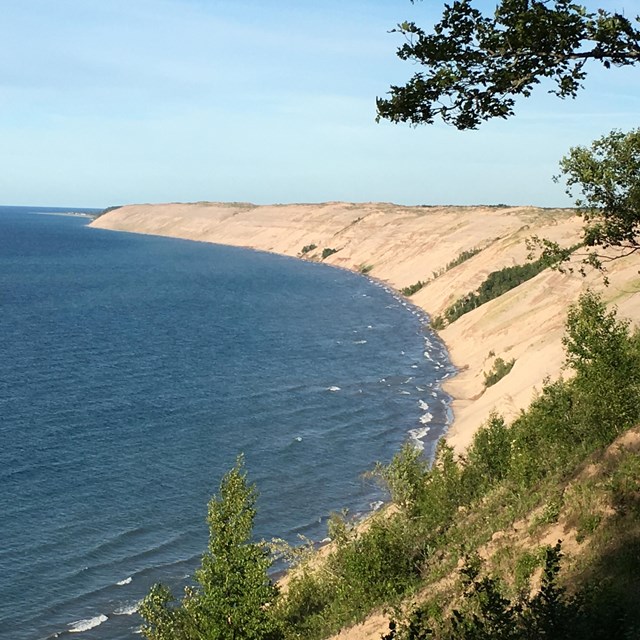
[[0, 205, 453, 639]]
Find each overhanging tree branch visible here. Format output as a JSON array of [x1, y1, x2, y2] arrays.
[[377, 0, 640, 129]]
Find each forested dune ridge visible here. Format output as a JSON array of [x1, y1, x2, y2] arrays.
[[91, 201, 640, 451]]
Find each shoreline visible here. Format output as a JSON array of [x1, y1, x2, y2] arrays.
[[90, 201, 640, 452], [89, 221, 458, 454]]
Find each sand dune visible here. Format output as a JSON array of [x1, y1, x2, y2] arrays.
[[91, 202, 640, 451]]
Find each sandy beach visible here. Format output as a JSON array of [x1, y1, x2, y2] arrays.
[[91, 201, 640, 452]]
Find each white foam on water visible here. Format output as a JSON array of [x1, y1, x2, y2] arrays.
[[411, 364, 418, 369], [370, 500, 384, 512], [327, 386, 341, 392], [294, 436, 303, 442], [408, 427, 430, 450], [418, 400, 429, 411], [399, 390, 411, 395], [114, 603, 139, 616], [116, 576, 132, 586], [419, 412, 433, 425], [68, 614, 108, 633], [353, 340, 367, 344]]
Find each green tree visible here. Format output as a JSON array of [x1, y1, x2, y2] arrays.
[[140, 456, 282, 640], [563, 290, 640, 442], [377, 0, 640, 130], [370, 442, 429, 516], [550, 128, 640, 272]]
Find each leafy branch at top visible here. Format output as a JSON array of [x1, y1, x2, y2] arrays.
[[377, 0, 640, 129]]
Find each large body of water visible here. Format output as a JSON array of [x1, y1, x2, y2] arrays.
[[0, 206, 453, 639]]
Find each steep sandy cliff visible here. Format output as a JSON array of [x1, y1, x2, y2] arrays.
[[91, 202, 640, 450]]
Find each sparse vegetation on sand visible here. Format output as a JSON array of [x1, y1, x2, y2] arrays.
[[401, 248, 483, 297], [300, 243, 317, 255], [484, 357, 516, 388]]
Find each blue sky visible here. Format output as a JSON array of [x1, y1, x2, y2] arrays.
[[1, 0, 638, 208]]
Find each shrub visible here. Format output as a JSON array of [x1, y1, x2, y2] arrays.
[[321, 247, 339, 259], [370, 443, 430, 516], [464, 414, 512, 492], [402, 281, 425, 296], [440, 247, 482, 275], [301, 243, 317, 255], [484, 357, 516, 388]]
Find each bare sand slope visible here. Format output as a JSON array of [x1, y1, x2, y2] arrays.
[[91, 202, 640, 452]]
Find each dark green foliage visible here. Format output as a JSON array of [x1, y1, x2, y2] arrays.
[[94, 205, 122, 219], [464, 414, 512, 491], [377, 0, 640, 129], [509, 378, 578, 487], [559, 129, 640, 270], [329, 519, 422, 606], [529, 130, 640, 276], [442, 260, 547, 326], [384, 543, 589, 639], [402, 281, 426, 296], [430, 315, 446, 330], [415, 441, 470, 534], [321, 247, 339, 260], [301, 244, 317, 255], [442, 247, 482, 273], [564, 291, 640, 444], [359, 264, 374, 274], [483, 358, 515, 388], [140, 456, 282, 640]]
